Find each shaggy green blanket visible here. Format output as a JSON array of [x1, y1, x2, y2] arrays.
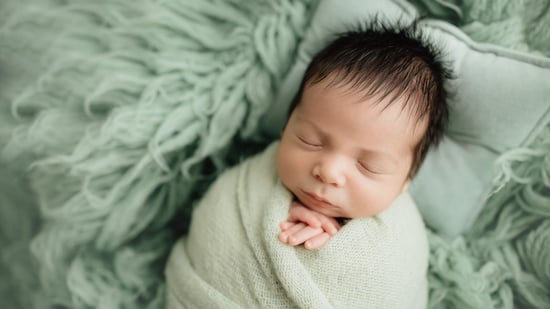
[[1, 0, 549, 308]]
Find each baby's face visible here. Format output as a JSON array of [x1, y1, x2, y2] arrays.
[[277, 80, 426, 219]]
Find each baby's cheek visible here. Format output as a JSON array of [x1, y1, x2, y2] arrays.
[[276, 145, 296, 186], [349, 183, 385, 217]]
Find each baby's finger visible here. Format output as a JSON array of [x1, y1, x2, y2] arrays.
[[287, 225, 324, 246], [278, 222, 305, 243], [316, 215, 341, 235], [303, 232, 331, 250], [287, 204, 321, 228], [279, 221, 295, 231]]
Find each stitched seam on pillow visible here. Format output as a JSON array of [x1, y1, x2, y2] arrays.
[[420, 20, 550, 68], [522, 105, 550, 146], [389, 0, 419, 19]]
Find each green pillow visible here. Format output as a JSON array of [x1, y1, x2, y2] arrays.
[[260, 0, 550, 237]]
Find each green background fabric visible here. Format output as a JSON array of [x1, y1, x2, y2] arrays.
[[1, 0, 549, 308]]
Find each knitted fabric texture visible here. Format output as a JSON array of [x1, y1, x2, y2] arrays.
[[165, 142, 429, 308]]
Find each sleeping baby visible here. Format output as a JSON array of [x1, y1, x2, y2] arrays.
[[165, 20, 450, 308]]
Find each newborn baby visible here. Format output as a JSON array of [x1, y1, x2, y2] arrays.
[[165, 21, 450, 308]]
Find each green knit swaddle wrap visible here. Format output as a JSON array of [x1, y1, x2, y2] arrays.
[[165, 142, 429, 308]]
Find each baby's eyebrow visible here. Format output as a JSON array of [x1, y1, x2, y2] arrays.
[[293, 113, 325, 132]]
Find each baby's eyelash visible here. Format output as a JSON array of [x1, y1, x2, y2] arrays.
[[298, 136, 322, 147], [358, 161, 383, 175]]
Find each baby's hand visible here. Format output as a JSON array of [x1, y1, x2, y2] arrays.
[[278, 201, 341, 250]]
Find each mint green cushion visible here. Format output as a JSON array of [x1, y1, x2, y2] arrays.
[[260, 0, 550, 237]]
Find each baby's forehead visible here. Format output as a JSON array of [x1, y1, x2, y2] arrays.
[[304, 76, 428, 131], [300, 79, 429, 148]]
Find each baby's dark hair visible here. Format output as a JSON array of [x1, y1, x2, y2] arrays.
[[286, 20, 452, 178]]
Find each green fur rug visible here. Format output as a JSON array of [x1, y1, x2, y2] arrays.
[[1, 0, 549, 308]]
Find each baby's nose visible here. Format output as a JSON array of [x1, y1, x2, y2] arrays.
[[312, 156, 346, 187]]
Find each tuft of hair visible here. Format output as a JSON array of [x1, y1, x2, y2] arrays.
[[287, 18, 453, 178]]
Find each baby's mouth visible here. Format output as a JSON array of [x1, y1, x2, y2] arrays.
[[301, 190, 337, 209]]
